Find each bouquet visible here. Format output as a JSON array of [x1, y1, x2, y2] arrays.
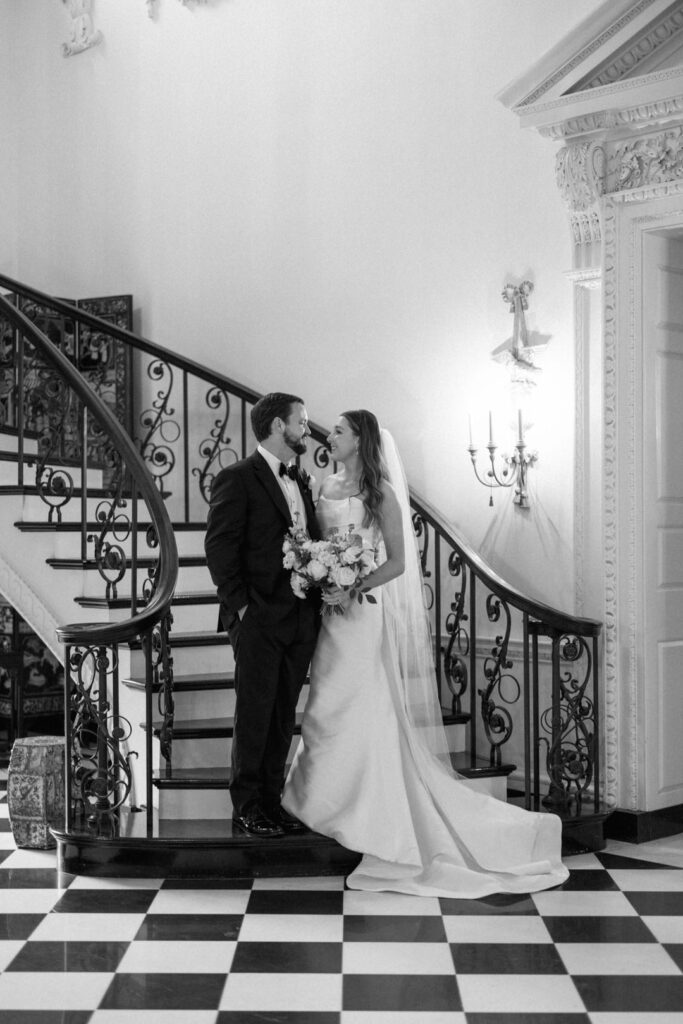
[[283, 526, 377, 614]]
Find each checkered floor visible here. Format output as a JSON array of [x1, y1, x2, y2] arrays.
[[2, 776, 683, 1023]]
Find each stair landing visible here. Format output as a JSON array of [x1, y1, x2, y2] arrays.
[[54, 809, 361, 879]]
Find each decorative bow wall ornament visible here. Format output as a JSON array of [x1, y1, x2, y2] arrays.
[[491, 281, 550, 388], [61, 0, 102, 57], [146, 0, 207, 16]]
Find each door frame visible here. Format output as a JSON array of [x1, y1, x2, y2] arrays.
[[599, 192, 683, 812]]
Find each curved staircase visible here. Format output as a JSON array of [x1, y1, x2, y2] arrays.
[[0, 276, 608, 877]]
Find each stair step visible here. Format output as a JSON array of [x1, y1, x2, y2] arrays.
[[53, 810, 362, 879], [149, 712, 305, 742], [46, 555, 207, 571], [148, 706, 467, 743], [15, 520, 207, 532], [128, 630, 228, 650], [125, 671, 233, 692], [75, 590, 217, 609], [0, 484, 170, 500], [152, 746, 491, 791]]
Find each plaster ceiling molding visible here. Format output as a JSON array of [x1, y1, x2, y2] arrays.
[[146, 0, 208, 17], [61, 0, 102, 57]]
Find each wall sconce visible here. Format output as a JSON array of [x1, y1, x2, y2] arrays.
[[468, 410, 537, 508]]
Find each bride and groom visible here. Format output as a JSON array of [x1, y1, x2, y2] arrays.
[[205, 392, 568, 897]]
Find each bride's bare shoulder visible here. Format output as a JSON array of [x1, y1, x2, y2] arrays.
[[319, 473, 342, 499]]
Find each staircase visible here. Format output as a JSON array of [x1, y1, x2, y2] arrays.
[[0, 276, 609, 878]]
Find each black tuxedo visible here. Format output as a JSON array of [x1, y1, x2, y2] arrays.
[[204, 450, 321, 817]]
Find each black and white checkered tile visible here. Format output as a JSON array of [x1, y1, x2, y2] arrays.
[[1, 775, 683, 1023]]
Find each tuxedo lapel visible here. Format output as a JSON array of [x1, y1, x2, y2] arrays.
[[252, 451, 292, 523]]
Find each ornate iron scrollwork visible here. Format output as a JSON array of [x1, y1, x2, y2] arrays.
[[68, 644, 135, 836], [145, 612, 175, 771], [479, 594, 520, 766], [443, 551, 469, 715], [89, 457, 131, 601], [23, 354, 76, 524], [541, 633, 595, 813], [193, 387, 239, 503], [139, 358, 179, 490]]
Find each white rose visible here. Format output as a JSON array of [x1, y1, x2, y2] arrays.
[[283, 551, 296, 570], [291, 573, 308, 599], [360, 549, 376, 569], [341, 545, 362, 564], [333, 565, 357, 588], [307, 559, 328, 582]]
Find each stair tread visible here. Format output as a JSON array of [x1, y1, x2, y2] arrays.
[[128, 630, 228, 649], [76, 590, 216, 608], [47, 555, 207, 570], [15, 520, 207, 532], [125, 672, 233, 692], [149, 712, 304, 739]]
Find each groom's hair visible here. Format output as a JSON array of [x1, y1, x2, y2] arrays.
[[251, 392, 304, 442]]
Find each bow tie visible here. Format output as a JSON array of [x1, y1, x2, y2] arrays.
[[279, 462, 298, 480]]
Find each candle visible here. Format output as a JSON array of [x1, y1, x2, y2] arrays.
[[518, 409, 523, 445], [488, 411, 493, 446]]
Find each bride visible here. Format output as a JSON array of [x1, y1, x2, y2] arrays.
[[282, 409, 569, 898]]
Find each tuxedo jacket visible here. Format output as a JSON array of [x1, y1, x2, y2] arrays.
[[205, 450, 321, 630]]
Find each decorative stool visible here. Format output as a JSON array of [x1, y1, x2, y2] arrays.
[[7, 736, 65, 849]]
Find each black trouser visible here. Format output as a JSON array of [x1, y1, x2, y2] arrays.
[[227, 600, 317, 817]]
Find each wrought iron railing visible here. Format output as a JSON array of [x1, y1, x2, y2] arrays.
[[0, 275, 603, 824], [0, 290, 178, 838]]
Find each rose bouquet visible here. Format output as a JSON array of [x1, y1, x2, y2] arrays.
[[282, 526, 377, 614]]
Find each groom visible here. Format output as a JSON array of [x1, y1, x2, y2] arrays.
[[204, 392, 321, 837]]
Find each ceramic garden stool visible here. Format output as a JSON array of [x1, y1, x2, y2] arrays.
[[7, 735, 65, 849]]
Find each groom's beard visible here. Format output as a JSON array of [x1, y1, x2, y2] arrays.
[[284, 429, 307, 456]]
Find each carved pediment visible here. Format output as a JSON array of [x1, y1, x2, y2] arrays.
[[500, 0, 683, 140]]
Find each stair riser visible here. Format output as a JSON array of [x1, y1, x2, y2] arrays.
[[50, 528, 207, 560], [106, 602, 219, 633], [79, 562, 214, 599], [159, 713, 465, 769], [158, 737, 301, 820], [0, 436, 40, 457]]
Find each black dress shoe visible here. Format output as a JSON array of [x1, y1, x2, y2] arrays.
[[232, 807, 284, 838], [268, 806, 309, 833]]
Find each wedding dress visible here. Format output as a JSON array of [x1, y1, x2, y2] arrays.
[[282, 437, 568, 898]]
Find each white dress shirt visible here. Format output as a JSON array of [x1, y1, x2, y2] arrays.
[[257, 444, 307, 528]]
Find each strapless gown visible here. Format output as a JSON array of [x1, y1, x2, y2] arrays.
[[282, 495, 569, 897]]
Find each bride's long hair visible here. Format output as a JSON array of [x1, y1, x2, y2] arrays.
[[341, 409, 388, 527]]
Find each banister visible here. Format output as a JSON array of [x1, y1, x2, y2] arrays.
[[411, 491, 601, 637], [0, 291, 178, 646]]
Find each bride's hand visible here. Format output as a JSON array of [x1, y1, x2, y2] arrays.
[[322, 586, 349, 606]]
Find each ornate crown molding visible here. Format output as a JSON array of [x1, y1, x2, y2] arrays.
[[578, 5, 683, 91], [520, 0, 656, 106], [539, 92, 683, 140]]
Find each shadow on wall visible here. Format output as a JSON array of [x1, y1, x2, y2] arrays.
[[478, 489, 573, 612]]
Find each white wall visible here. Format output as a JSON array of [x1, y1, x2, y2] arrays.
[[1, 0, 601, 610]]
